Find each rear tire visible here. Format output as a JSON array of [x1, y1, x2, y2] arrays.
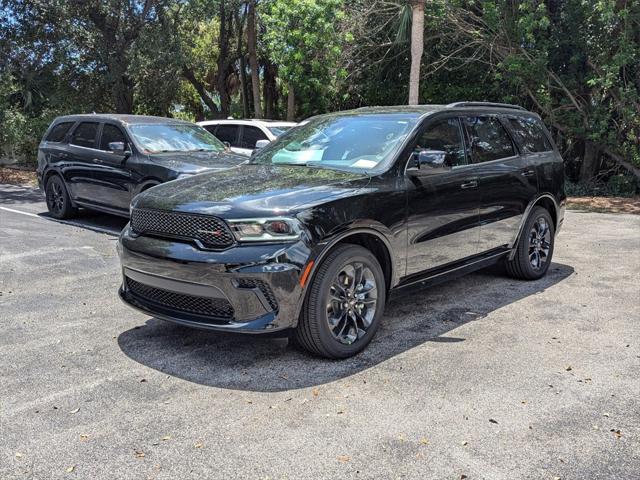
[[506, 206, 554, 280], [45, 175, 77, 219], [294, 244, 386, 359]]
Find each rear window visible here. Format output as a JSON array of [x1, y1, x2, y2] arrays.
[[70, 122, 99, 148], [462, 116, 515, 163], [507, 117, 553, 153], [46, 122, 74, 143]]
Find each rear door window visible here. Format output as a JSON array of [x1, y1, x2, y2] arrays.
[[70, 122, 99, 148], [239, 126, 268, 149], [46, 122, 74, 143], [507, 117, 553, 153], [214, 125, 239, 146], [100, 124, 128, 151], [462, 116, 515, 163]]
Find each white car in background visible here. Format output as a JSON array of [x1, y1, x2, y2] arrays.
[[197, 119, 297, 156]]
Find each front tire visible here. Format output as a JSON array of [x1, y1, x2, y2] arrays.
[[45, 175, 77, 219], [294, 244, 386, 359], [506, 206, 555, 280]]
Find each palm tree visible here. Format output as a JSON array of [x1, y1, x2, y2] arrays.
[[408, 0, 424, 105]]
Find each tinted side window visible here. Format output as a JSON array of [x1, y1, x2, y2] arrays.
[[240, 126, 268, 149], [70, 122, 99, 148], [202, 125, 217, 135], [46, 122, 74, 143], [214, 125, 239, 146], [507, 117, 552, 153], [463, 116, 515, 163], [415, 118, 466, 167], [100, 124, 127, 151]]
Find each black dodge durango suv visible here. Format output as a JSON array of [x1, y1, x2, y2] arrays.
[[118, 102, 566, 358], [37, 114, 246, 219]]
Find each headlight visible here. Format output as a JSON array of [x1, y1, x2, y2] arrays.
[[227, 217, 302, 242]]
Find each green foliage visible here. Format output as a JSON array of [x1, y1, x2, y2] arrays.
[[261, 0, 347, 117]]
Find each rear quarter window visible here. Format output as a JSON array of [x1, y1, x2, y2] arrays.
[[507, 117, 553, 153], [45, 122, 74, 143]]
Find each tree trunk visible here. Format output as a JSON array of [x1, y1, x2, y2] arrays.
[[264, 62, 277, 119], [287, 84, 295, 121], [236, 4, 250, 118], [579, 140, 601, 182], [182, 66, 220, 116], [247, 0, 262, 118], [112, 74, 134, 113], [216, 1, 232, 118], [408, 0, 424, 105]]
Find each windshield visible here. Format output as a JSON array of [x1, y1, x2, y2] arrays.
[[128, 124, 226, 153], [267, 126, 293, 137], [251, 113, 420, 173]]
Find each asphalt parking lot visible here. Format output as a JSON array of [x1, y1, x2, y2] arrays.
[[1, 182, 639, 480]]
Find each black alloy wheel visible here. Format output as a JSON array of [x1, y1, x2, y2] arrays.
[[506, 206, 554, 280], [294, 244, 386, 359], [45, 175, 77, 219]]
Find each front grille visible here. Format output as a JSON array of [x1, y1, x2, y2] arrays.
[[236, 278, 279, 312], [125, 277, 234, 320], [130, 208, 234, 248]]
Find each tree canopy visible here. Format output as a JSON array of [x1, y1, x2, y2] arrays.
[[1, 0, 638, 191]]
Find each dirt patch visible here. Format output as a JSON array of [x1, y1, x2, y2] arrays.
[[0, 167, 38, 186], [567, 196, 640, 215]]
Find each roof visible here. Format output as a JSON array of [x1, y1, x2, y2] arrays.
[[54, 114, 192, 126], [197, 119, 297, 127]]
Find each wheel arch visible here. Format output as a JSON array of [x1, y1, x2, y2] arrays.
[[508, 193, 559, 260]]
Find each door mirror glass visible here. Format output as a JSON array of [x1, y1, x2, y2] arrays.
[[407, 149, 450, 175], [255, 139, 270, 150]]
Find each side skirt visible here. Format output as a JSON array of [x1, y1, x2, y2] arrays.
[[388, 249, 510, 301], [74, 200, 130, 218]]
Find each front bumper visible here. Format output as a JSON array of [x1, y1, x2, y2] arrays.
[[117, 225, 311, 333]]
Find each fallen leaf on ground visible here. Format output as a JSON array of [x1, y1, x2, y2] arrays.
[[66, 465, 75, 473], [420, 437, 429, 445], [312, 388, 319, 397], [565, 366, 572, 371], [489, 419, 498, 424], [79, 434, 89, 441], [461, 441, 468, 446], [68, 408, 80, 414], [194, 442, 203, 448], [15, 452, 23, 458], [337, 455, 350, 462], [603, 413, 609, 417], [611, 429, 622, 439], [134, 450, 145, 458], [161, 436, 171, 441]]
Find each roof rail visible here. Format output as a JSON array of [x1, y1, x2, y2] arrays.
[[446, 102, 526, 111]]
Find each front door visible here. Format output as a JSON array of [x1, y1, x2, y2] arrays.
[[404, 116, 481, 278]]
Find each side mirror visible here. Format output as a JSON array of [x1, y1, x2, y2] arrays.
[[255, 139, 270, 150], [407, 149, 449, 175], [108, 141, 130, 158]]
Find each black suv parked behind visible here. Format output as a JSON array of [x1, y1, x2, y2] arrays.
[[118, 102, 565, 358], [37, 114, 246, 219]]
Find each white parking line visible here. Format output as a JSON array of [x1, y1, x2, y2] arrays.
[[0, 206, 121, 236]]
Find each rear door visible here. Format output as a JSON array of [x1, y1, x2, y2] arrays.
[[462, 115, 538, 253], [405, 116, 481, 277], [64, 121, 101, 201]]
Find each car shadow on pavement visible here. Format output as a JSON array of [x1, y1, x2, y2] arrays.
[[0, 184, 43, 204], [38, 209, 129, 236], [117, 262, 575, 392]]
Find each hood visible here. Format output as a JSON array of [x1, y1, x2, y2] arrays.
[[148, 150, 247, 174], [133, 164, 370, 218]]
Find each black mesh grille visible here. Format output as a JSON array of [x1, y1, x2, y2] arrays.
[[236, 278, 279, 312], [130, 208, 234, 248], [126, 277, 234, 320]]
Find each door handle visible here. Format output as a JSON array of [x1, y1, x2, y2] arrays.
[[460, 180, 478, 189], [521, 169, 536, 177]]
